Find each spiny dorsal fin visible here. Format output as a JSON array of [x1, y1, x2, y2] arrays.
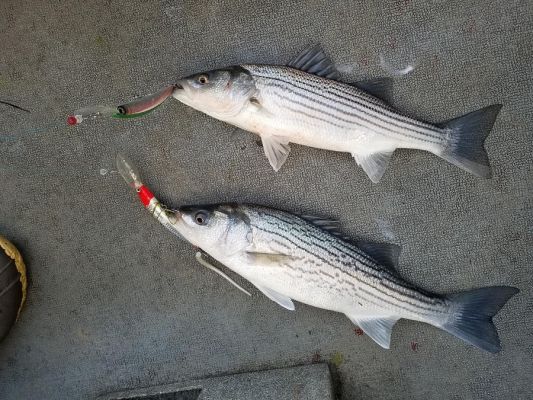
[[356, 241, 401, 272], [288, 44, 340, 80], [300, 214, 348, 238]]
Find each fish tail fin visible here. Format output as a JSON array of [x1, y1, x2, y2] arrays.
[[439, 286, 518, 353], [438, 104, 502, 178]]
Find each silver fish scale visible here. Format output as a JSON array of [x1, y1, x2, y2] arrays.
[[242, 205, 449, 319], [241, 64, 447, 147]]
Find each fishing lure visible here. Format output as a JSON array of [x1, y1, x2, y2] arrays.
[[67, 85, 175, 125], [116, 154, 251, 296]]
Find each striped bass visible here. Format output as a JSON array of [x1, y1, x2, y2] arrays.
[[117, 154, 518, 352], [172, 45, 502, 182]]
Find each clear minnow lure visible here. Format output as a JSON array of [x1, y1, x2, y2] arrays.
[[67, 85, 175, 126]]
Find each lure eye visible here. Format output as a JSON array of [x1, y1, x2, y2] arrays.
[[197, 74, 209, 85], [194, 211, 209, 225]]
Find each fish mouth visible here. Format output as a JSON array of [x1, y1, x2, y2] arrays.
[[172, 82, 185, 100]]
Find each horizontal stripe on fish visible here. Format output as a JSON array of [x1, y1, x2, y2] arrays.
[[252, 222, 446, 316], [245, 64, 392, 109], [250, 215, 447, 314], [260, 77, 445, 144], [248, 65, 445, 136], [254, 209, 445, 306], [255, 210, 385, 268], [273, 90, 443, 145], [248, 67, 445, 137]]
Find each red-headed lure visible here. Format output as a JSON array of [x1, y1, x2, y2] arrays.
[[116, 154, 252, 296], [116, 154, 178, 232]]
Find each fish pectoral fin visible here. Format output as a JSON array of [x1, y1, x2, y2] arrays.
[[287, 44, 340, 80], [352, 78, 393, 104], [195, 251, 252, 297], [254, 285, 295, 311], [346, 315, 400, 349], [352, 151, 394, 183], [355, 241, 401, 272], [246, 251, 295, 266], [261, 135, 291, 171]]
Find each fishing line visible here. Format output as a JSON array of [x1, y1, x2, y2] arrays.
[[0, 100, 30, 113]]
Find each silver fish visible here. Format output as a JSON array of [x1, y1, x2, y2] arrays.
[[172, 45, 502, 182], [117, 155, 518, 352]]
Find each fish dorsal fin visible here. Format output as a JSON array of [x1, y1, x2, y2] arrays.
[[346, 315, 399, 349], [356, 241, 401, 272], [300, 214, 345, 235], [352, 151, 394, 183], [300, 215, 356, 241], [288, 44, 340, 80], [261, 135, 291, 171], [254, 285, 295, 310], [352, 78, 393, 103]]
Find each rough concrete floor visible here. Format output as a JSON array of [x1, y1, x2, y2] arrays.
[[0, 1, 531, 399]]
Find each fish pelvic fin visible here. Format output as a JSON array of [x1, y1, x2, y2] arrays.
[[254, 284, 295, 310], [439, 286, 518, 353], [438, 104, 502, 178], [261, 135, 291, 171]]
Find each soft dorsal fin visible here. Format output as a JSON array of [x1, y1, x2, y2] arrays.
[[352, 78, 393, 103], [346, 314, 400, 349], [288, 44, 340, 80], [356, 241, 401, 271]]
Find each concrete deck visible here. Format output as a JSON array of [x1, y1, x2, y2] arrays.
[[0, 1, 531, 399]]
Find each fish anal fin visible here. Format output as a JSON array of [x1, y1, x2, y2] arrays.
[[346, 314, 399, 349], [288, 44, 340, 80], [261, 135, 291, 171], [352, 151, 394, 183]]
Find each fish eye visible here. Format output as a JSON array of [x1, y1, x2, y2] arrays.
[[197, 74, 209, 85], [194, 211, 209, 225]]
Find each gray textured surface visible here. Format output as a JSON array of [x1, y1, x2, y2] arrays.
[[98, 363, 333, 400], [0, 0, 531, 399]]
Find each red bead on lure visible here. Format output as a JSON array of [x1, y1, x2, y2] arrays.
[[116, 154, 154, 207], [67, 85, 175, 126]]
